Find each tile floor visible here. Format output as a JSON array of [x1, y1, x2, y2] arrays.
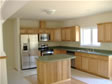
[[8, 68, 112, 84]]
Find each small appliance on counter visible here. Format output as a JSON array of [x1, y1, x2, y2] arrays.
[[38, 44, 53, 56]]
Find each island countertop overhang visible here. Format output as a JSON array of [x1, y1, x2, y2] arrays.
[[36, 54, 75, 62]]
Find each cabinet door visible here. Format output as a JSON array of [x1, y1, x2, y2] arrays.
[[75, 55, 82, 69], [61, 29, 66, 41], [82, 57, 89, 71], [65, 28, 71, 41], [20, 28, 28, 34], [98, 60, 109, 77], [104, 23, 112, 42], [54, 29, 61, 41], [88, 58, 98, 74], [54, 49, 66, 55], [27, 28, 36, 34], [98, 24, 105, 42], [49, 29, 54, 41], [71, 26, 80, 41]]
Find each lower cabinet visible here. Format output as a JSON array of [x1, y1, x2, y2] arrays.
[[88, 58, 98, 74], [53, 49, 66, 55], [98, 60, 109, 77], [75, 55, 82, 70], [75, 52, 112, 79], [82, 57, 89, 72]]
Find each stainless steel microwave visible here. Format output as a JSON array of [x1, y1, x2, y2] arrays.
[[39, 34, 50, 41]]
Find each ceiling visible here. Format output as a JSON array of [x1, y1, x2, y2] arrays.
[[10, 1, 112, 20]]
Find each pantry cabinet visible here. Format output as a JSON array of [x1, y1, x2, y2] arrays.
[[75, 52, 112, 79], [98, 22, 112, 42]]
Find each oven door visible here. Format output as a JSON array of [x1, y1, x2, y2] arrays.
[[39, 34, 50, 41]]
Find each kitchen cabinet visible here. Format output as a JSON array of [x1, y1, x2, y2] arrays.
[[75, 53, 82, 69], [53, 49, 66, 55], [104, 23, 112, 42], [62, 28, 71, 41], [98, 60, 109, 77], [20, 28, 38, 34], [88, 58, 98, 74], [53, 29, 61, 41], [75, 52, 112, 79], [98, 22, 112, 42], [82, 57, 89, 71], [98, 24, 105, 42], [61, 26, 80, 41], [48, 28, 62, 42]]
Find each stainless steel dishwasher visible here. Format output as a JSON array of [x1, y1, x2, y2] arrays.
[[66, 51, 75, 68]]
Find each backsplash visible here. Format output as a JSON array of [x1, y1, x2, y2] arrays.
[[58, 42, 112, 51], [39, 41, 112, 51], [38, 42, 60, 47]]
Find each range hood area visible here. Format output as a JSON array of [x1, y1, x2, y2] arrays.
[[39, 21, 46, 28]]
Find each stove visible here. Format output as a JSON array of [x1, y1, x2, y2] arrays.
[[38, 44, 54, 56]]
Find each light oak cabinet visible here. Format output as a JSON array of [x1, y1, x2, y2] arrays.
[[53, 29, 62, 41], [82, 57, 89, 72], [20, 28, 38, 34], [62, 28, 71, 41], [75, 52, 112, 79], [98, 60, 109, 77], [88, 58, 98, 74], [61, 26, 80, 41], [53, 49, 66, 55], [75, 55, 82, 70], [98, 22, 112, 42]]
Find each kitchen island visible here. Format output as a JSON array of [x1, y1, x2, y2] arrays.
[[36, 54, 75, 84]]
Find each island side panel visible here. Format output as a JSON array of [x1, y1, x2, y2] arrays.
[[37, 59, 71, 84]]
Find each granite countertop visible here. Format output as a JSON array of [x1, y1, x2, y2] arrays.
[[37, 54, 75, 62], [49, 46, 112, 56]]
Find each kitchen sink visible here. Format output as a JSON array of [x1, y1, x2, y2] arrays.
[[76, 50, 96, 54]]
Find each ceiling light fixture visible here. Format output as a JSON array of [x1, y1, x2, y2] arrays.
[[43, 9, 56, 15]]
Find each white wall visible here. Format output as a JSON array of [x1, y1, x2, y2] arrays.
[[20, 19, 63, 28], [13, 18, 21, 71], [61, 12, 112, 27], [3, 19, 15, 68], [60, 12, 112, 50]]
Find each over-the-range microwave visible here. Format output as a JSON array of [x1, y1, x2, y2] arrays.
[[39, 33, 50, 41]]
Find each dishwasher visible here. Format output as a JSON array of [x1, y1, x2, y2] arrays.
[[66, 51, 75, 68]]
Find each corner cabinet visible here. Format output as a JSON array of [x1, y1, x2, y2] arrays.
[[61, 26, 80, 42], [75, 52, 112, 79], [98, 22, 112, 42]]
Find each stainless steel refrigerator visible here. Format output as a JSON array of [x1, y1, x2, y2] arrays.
[[20, 34, 38, 70]]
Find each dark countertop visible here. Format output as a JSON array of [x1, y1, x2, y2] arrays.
[[37, 54, 75, 62], [49, 46, 112, 56]]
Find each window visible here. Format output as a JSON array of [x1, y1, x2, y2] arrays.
[[81, 26, 100, 46]]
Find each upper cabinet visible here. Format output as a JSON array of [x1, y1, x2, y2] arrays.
[[98, 22, 112, 42], [61, 26, 80, 41], [20, 26, 80, 42], [20, 28, 38, 34], [53, 28, 62, 41]]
